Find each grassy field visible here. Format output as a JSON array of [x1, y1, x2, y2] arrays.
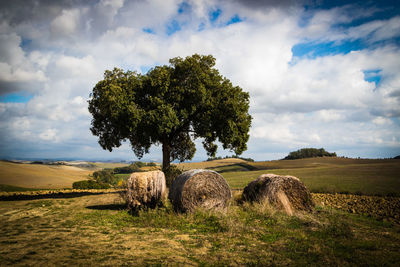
[[0, 161, 92, 189], [91, 162, 129, 169], [177, 158, 248, 171], [197, 158, 400, 196], [0, 192, 399, 266], [1, 157, 399, 265], [1, 157, 399, 197]]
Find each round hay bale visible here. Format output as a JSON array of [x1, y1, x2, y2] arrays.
[[125, 170, 166, 210], [242, 174, 314, 215], [168, 169, 231, 213]]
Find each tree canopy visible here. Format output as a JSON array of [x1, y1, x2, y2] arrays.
[[283, 148, 337, 160], [88, 54, 252, 170]]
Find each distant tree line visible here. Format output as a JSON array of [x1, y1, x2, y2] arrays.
[[284, 148, 336, 160], [206, 155, 254, 162]]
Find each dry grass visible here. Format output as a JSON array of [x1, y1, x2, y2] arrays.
[[91, 162, 129, 169], [248, 157, 399, 169], [177, 158, 247, 171], [0, 192, 399, 266], [222, 158, 400, 196], [0, 161, 92, 189]]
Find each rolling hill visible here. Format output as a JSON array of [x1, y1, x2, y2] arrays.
[[0, 161, 92, 189]]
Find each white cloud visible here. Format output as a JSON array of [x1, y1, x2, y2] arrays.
[[12, 117, 30, 130], [39, 128, 58, 141], [70, 96, 84, 105], [0, 62, 46, 83], [315, 110, 343, 122], [346, 16, 400, 43], [50, 9, 80, 37], [0, 32, 47, 86], [0, 0, 399, 160], [55, 55, 96, 77], [372, 117, 392, 125]]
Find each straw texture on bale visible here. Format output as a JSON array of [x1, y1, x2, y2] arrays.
[[242, 174, 314, 215], [125, 170, 166, 210], [168, 169, 231, 213]]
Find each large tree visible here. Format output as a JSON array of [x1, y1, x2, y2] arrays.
[[88, 54, 252, 170]]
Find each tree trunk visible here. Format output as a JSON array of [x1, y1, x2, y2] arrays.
[[162, 143, 171, 170]]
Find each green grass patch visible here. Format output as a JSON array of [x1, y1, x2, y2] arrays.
[[77, 204, 229, 234], [0, 184, 43, 192], [223, 159, 400, 196], [114, 173, 130, 180]]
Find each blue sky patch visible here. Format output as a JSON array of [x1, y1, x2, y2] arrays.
[[198, 22, 205, 32], [209, 8, 222, 24], [363, 69, 382, 86], [292, 39, 364, 59], [0, 92, 33, 103], [21, 38, 32, 49], [142, 28, 155, 34], [226, 14, 243, 25], [166, 19, 181, 35], [178, 1, 191, 14], [140, 66, 152, 74]]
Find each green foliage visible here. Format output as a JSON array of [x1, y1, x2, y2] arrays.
[[163, 165, 183, 188], [72, 180, 111, 189], [92, 169, 115, 184], [112, 165, 136, 174], [284, 148, 336, 160], [113, 162, 143, 174], [113, 161, 158, 174], [88, 54, 252, 169]]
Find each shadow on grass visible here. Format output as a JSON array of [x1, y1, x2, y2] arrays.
[[86, 203, 127, 211], [0, 191, 122, 201]]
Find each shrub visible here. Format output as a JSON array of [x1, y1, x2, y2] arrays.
[[113, 166, 131, 174], [93, 169, 116, 184], [163, 165, 182, 188], [72, 180, 111, 189]]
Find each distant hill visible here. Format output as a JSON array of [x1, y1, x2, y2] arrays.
[[0, 160, 92, 189], [394, 155, 400, 159]]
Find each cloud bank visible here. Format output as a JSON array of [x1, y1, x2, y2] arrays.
[[0, 0, 399, 161]]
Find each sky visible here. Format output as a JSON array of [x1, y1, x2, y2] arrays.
[[0, 0, 399, 162]]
